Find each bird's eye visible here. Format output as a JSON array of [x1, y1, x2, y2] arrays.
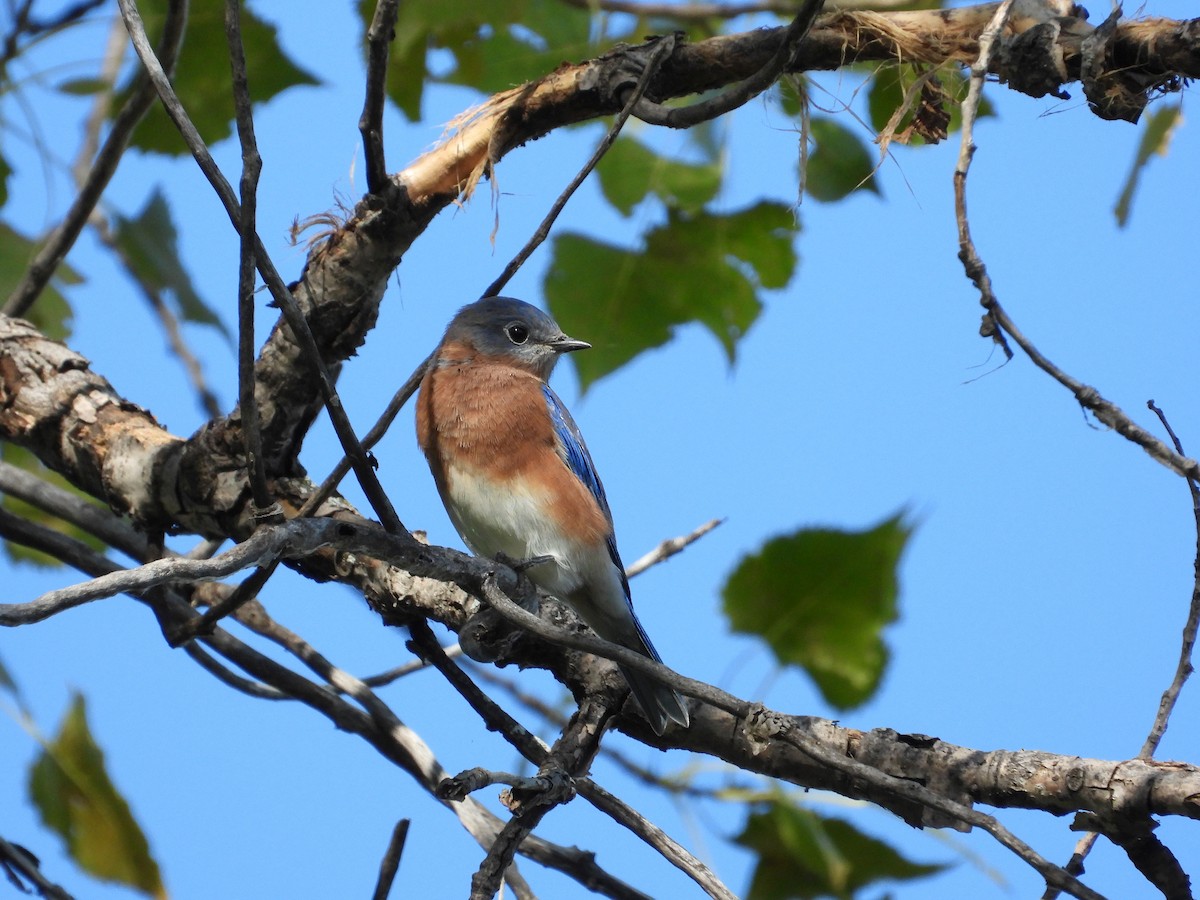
[[506, 323, 529, 345]]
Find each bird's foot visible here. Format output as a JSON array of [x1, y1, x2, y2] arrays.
[[496, 551, 555, 573]]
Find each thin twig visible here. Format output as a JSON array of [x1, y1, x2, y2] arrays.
[[68, 15, 223, 419], [952, 0, 1015, 361], [407, 619, 547, 758], [215, 594, 539, 900], [479, 32, 677, 299], [138, 274, 226, 418], [470, 699, 614, 900], [952, 6, 1164, 895], [0, 834, 73, 900], [371, 819, 410, 900], [984, 302, 1200, 481], [17, 0, 105, 38], [183, 641, 289, 700], [625, 518, 723, 578], [474, 665, 757, 804], [2, 0, 188, 318], [439, 766, 570, 801], [361, 644, 462, 688], [475, 573, 1105, 900], [300, 351, 435, 518], [0, 460, 149, 560], [0, 506, 123, 585], [115, 0, 409, 537], [225, 0, 276, 519], [360, 0, 400, 194], [409, 624, 725, 897], [630, 0, 824, 129], [1, 0, 41, 72], [173, 561, 276, 643], [71, 11, 127, 186], [0, 518, 353, 625], [1041, 403, 1200, 898], [1140, 401, 1200, 758], [581, 779, 738, 900]]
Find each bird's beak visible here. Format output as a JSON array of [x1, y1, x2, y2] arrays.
[[549, 335, 591, 354]]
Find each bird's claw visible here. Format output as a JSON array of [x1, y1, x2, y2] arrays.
[[496, 551, 555, 573]]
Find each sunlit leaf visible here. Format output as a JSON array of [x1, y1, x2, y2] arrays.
[[0, 444, 108, 567], [1114, 103, 1182, 227], [127, 0, 319, 154], [722, 513, 911, 709], [29, 694, 166, 898], [737, 801, 945, 900], [596, 136, 721, 216], [546, 202, 797, 390], [113, 188, 229, 339], [805, 117, 879, 202], [0, 222, 79, 340]]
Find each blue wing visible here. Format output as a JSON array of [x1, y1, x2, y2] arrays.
[[541, 384, 636, 602]]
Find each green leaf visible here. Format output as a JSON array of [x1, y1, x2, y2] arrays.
[[442, 0, 602, 93], [867, 64, 915, 135], [0, 151, 11, 207], [56, 77, 110, 96], [0, 222, 79, 340], [545, 201, 797, 390], [1114, 102, 1181, 227], [722, 513, 911, 709], [596, 136, 722, 216], [374, 0, 519, 116], [371, 0, 602, 117], [113, 188, 229, 339], [127, 0, 319, 154], [29, 694, 165, 898], [806, 117, 879, 203], [0, 444, 108, 567], [737, 801, 945, 900]]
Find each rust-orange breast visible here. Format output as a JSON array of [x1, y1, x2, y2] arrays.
[[416, 348, 610, 545]]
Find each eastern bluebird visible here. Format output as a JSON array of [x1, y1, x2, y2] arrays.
[[416, 297, 690, 735]]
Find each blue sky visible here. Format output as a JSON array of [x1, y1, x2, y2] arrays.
[[3, 2, 1199, 898]]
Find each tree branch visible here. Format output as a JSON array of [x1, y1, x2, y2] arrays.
[[5, 327, 1200, 847], [224, 0, 276, 520], [116, 0, 407, 536], [360, 0, 400, 194]]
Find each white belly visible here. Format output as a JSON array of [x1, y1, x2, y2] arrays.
[[442, 463, 635, 638]]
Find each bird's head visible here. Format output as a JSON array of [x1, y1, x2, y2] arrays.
[[442, 297, 590, 380]]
